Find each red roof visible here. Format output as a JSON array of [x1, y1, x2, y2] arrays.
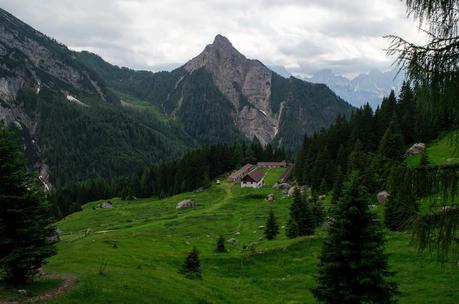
[[229, 163, 254, 181], [241, 169, 264, 183]]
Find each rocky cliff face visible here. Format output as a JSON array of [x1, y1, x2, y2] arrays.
[[0, 8, 113, 189], [184, 35, 280, 146]]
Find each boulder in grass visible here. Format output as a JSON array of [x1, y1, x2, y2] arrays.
[[176, 199, 195, 209], [405, 143, 426, 156], [377, 191, 390, 204], [266, 193, 275, 201], [287, 186, 297, 197], [227, 238, 238, 245], [100, 202, 113, 209], [273, 182, 291, 190]]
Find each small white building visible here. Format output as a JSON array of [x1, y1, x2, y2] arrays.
[[240, 170, 264, 188]]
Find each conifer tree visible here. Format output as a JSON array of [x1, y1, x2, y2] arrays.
[[331, 165, 344, 204], [378, 113, 405, 161], [419, 151, 430, 167], [310, 195, 325, 226], [0, 126, 56, 285], [335, 144, 348, 174], [348, 139, 367, 173], [180, 247, 201, 279], [312, 173, 398, 303], [264, 209, 279, 240], [286, 217, 299, 239], [287, 189, 315, 237], [215, 235, 226, 253]]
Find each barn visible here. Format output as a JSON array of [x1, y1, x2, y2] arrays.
[[256, 161, 288, 168], [240, 169, 265, 188], [228, 163, 254, 182]]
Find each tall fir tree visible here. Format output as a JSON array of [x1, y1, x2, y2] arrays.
[[378, 113, 405, 162], [312, 173, 398, 303], [0, 126, 56, 284], [264, 209, 279, 240]]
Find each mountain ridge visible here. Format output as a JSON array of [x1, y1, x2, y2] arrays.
[[0, 7, 353, 186]]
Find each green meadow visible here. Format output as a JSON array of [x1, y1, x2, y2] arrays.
[[2, 167, 458, 303]]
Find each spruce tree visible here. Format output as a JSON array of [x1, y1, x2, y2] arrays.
[[419, 151, 430, 167], [287, 189, 315, 237], [286, 217, 299, 239], [215, 235, 226, 253], [264, 209, 279, 240], [180, 247, 201, 279], [0, 126, 56, 285], [312, 173, 398, 303], [378, 113, 405, 161], [331, 165, 343, 204]]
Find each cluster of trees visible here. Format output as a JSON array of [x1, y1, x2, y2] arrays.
[[295, 82, 457, 198], [286, 189, 321, 238], [48, 141, 288, 219]]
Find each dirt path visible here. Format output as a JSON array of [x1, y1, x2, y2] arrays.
[[0, 273, 78, 304]]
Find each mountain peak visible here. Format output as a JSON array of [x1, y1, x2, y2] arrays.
[[212, 34, 233, 48]]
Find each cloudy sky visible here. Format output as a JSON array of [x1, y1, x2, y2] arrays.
[[1, 0, 426, 77]]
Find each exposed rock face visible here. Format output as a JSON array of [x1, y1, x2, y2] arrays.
[[184, 35, 280, 145], [182, 35, 353, 147]]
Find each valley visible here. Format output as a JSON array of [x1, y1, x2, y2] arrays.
[[2, 168, 456, 303]]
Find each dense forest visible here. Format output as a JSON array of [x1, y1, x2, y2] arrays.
[[48, 140, 288, 218], [295, 82, 457, 195]]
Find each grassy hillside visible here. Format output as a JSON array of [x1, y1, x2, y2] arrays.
[[3, 168, 458, 303], [407, 130, 459, 167]]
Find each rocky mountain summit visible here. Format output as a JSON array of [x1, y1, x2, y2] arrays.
[[184, 35, 279, 145], [179, 35, 353, 147]]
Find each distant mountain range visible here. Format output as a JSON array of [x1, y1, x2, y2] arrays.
[[305, 69, 405, 108], [0, 8, 352, 187]]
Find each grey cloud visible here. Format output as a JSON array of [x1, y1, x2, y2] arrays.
[[0, 0, 424, 75]]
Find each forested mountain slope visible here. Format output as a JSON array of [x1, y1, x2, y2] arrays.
[[0, 8, 192, 187], [0, 8, 352, 187]]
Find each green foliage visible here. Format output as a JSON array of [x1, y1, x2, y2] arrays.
[[384, 166, 420, 231], [286, 189, 315, 238], [312, 173, 398, 303], [331, 165, 344, 204], [215, 235, 226, 253], [378, 113, 405, 161], [264, 209, 279, 240], [0, 126, 56, 285], [180, 247, 201, 279]]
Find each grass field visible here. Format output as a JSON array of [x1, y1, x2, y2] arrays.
[[2, 167, 458, 303], [407, 131, 459, 167]]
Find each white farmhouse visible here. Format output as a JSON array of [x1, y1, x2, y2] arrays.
[[240, 170, 264, 188]]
